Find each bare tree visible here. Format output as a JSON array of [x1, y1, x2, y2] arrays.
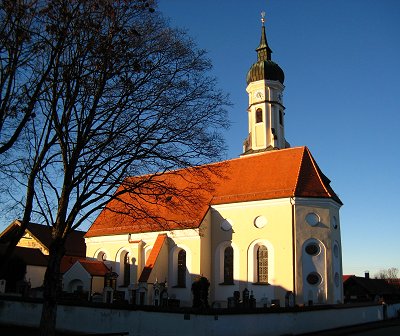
[[3, 1, 229, 335], [0, 0, 63, 280], [374, 267, 399, 283], [0, 0, 52, 154]]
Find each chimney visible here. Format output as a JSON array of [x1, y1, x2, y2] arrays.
[[365, 271, 370, 279]]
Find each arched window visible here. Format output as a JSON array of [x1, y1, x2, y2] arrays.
[[279, 110, 284, 126], [177, 249, 186, 287], [96, 251, 107, 261], [224, 246, 234, 284], [123, 252, 130, 286], [256, 108, 263, 123], [257, 246, 268, 283]]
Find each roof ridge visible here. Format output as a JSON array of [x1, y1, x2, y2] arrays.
[[293, 146, 308, 196], [304, 147, 333, 198], [212, 188, 295, 202], [124, 147, 306, 181], [79, 258, 104, 264]]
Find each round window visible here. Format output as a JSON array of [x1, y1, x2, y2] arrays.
[[306, 212, 320, 226], [305, 243, 320, 256], [254, 215, 267, 229], [306, 272, 322, 285]]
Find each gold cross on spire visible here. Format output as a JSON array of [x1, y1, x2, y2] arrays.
[[261, 11, 266, 26]]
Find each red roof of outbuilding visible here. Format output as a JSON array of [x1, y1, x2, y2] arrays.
[[138, 234, 167, 283], [79, 259, 110, 276], [61, 256, 110, 276], [343, 275, 355, 283], [86, 147, 342, 237], [61, 256, 82, 273]]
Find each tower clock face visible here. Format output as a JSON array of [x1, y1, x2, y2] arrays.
[[254, 90, 264, 101]]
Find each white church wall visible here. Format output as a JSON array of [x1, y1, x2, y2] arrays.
[[199, 211, 212, 283], [294, 197, 343, 305], [332, 240, 343, 303], [168, 241, 195, 307], [301, 238, 327, 304], [211, 198, 294, 306], [86, 229, 204, 307], [212, 240, 240, 305], [247, 238, 276, 304]]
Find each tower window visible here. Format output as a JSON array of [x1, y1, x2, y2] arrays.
[[257, 245, 268, 283], [306, 272, 322, 285], [279, 110, 284, 126], [305, 243, 320, 256], [223, 246, 234, 284], [177, 249, 186, 287], [256, 108, 263, 123]]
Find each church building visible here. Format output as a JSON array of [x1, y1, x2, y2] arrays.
[[84, 15, 343, 307]]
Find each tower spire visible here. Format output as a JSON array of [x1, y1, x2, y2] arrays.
[[243, 12, 288, 155], [256, 11, 272, 61]]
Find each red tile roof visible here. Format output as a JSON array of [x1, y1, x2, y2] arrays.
[[79, 259, 110, 276], [138, 234, 167, 283], [60, 256, 84, 273], [343, 275, 355, 282], [86, 147, 342, 237], [61, 256, 110, 276]]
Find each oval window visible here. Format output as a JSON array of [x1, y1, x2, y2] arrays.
[[333, 244, 339, 258], [306, 213, 320, 226], [305, 243, 320, 256], [332, 216, 338, 229], [334, 272, 340, 287], [306, 272, 322, 285]]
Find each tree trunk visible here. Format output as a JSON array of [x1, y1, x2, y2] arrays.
[[0, 225, 26, 279], [39, 238, 65, 336], [0, 159, 38, 279]]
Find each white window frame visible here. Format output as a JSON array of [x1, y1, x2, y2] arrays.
[[215, 241, 240, 285], [247, 239, 274, 284]]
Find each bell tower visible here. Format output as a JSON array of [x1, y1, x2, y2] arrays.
[[243, 12, 289, 155]]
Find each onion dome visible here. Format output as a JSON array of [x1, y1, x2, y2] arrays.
[[246, 16, 285, 85]]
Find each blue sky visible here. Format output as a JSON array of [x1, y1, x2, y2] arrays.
[[158, 0, 400, 277]]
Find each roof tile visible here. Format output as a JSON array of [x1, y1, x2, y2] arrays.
[[86, 147, 342, 237], [61, 256, 110, 276]]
